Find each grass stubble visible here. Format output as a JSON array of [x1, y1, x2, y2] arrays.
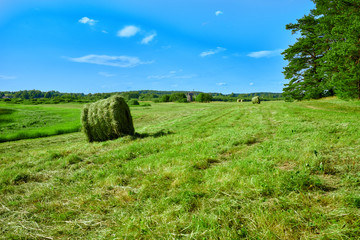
[[0, 98, 360, 239]]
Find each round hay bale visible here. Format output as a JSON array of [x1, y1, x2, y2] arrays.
[[252, 96, 260, 104], [81, 95, 135, 142]]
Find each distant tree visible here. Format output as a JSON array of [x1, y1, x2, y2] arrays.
[[22, 91, 30, 99], [160, 95, 171, 102], [196, 93, 213, 102], [44, 92, 51, 98], [169, 93, 186, 102]]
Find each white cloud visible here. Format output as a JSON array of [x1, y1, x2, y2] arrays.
[[249, 82, 254, 86], [148, 74, 196, 80], [0, 75, 16, 80], [141, 33, 157, 44], [215, 11, 223, 16], [147, 75, 171, 80], [68, 55, 152, 68], [174, 74, 197, 79], [102, 30, 108, 34], [79, 17, 97, 26], [98, 72, 115, 77], [147, 70, 196, 80], [216, 82, 227, 86], [247, 49, 283, 58], [200, 47, 226, 57], [117, 25, 140, 37]]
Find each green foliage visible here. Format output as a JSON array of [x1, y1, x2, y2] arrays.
[[127, 99, 140, 106], [283, 0, 360, 100], [81, 95, 135, 142], [212, 92, 283, 102], [314, 0, 360, 99], [160, 95, 171, 102], [196, 93, 213, 102], [282, 13, 331, 101], [1, 90, 284, 105], [169, 92, 186, 102]]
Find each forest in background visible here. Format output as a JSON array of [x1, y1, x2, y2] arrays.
[[0, 90, 283, 104]]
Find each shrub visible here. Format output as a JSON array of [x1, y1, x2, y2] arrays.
[[160, 95, 171, 102], [169, 93, 187, 102], [81, 95, 135, 142], [252, 96, 260, 104], [128, 99, 140, 105], [196, 93, 213, 102]]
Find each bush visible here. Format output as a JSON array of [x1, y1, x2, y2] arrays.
[[169, 93, 187, 102], [196, 93, 213, 102], [160, 95, 171, 102], [128, 99, 140, 105], [81, 95, 135, 142]]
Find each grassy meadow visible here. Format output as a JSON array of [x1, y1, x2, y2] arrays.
[[0, 103, 82, 143], [1, 99, 360, 239]]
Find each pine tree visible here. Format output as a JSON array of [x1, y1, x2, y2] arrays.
[[282, 13, 330, 101], [283, 0, 360, 100], [315, 0, 360, 99]]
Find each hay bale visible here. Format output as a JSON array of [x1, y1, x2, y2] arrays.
[[81, 95, 135, 142], [252, 96, 260, 104]]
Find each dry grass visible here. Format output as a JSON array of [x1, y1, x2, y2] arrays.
[[81, 95, 134, 142]]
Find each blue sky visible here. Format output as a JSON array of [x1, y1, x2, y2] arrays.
[[0, 0, 314, 94]]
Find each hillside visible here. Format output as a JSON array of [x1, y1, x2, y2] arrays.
[[1, 99, 360, 239]]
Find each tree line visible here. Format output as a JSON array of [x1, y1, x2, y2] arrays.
[[282, 0, 360, 101], [0, 90, 283, 104]]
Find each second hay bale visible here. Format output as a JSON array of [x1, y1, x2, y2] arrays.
[[81, 95, 135, 142], [252, 96, 260, 104]]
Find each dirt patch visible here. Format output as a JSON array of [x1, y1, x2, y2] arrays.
[[277, 162, 296, 171], [304, 105, 323, 110]]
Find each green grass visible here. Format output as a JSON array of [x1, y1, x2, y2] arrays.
[[0, 99, 360, 239], [0, 103, 82, 142]]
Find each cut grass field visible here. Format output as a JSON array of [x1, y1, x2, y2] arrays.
[[1, 99, 360, 239], [0, 103, 82, 142]]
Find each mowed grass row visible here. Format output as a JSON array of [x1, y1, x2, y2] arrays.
[[0, 99, 360, 239], [0, 103, 82, 142]]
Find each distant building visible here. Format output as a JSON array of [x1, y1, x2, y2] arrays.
[[187, 92, 194, 102]]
